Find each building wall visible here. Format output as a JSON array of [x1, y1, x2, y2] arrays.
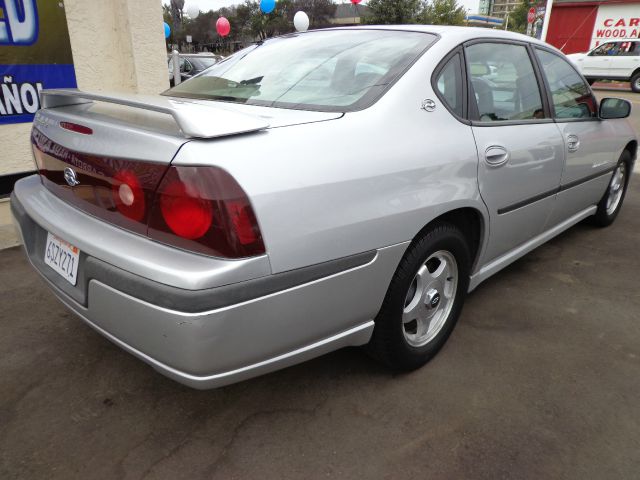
[[546, 5, 598, 54], [546, 0, 640, 54], [1, 0, 168, 178], [490, 0, 521, 19], [479, 0, 493, 15]]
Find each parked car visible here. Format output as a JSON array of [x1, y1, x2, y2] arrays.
[[567, 41, 640, 92], [11, 27, 636, 389], [168, 53, 223, 86]]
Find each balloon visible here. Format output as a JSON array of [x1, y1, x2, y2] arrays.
[[351, 0, 362, 3], [293, 11, 309, 32], [163, 22, 171, 39], [186, 5, 200, 18], [260, 0, 275, 14], [216, 17, 231, 37]]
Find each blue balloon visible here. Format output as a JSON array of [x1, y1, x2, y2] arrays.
[[260, 0, 275, 14], [164, 22, 171, 39]]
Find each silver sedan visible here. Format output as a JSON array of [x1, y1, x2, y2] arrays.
[[11, 26, 637, 388]]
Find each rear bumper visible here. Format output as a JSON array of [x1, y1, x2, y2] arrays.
[[11, 176, 406, 389]]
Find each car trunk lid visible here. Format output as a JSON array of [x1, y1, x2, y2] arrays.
[[31, 89, 342, 242], [32, 89, 268, 236]]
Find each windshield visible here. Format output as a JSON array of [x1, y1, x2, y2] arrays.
[[164, 30, 436, 111]]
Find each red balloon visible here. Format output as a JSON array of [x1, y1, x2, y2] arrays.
[[351, 0, 362, 3], [216, 17, 230, 37]]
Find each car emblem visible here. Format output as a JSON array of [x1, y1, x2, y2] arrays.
[[421, 99, 437, 112], [430, 292, 441, 308], [63, 167, 80, 187]]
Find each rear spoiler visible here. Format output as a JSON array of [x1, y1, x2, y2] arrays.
[[40, 89, 269, 139]]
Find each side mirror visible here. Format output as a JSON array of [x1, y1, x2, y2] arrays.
[[599, 97, 631, 119]]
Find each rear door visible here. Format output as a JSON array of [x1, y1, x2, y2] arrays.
[[608, 41, 640, 79], [465, 40, 565, 263]]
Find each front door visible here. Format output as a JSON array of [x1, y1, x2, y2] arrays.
[[534, 47, 621, 227], [465, 41, 565, 263], [581, 42, 616, 77]]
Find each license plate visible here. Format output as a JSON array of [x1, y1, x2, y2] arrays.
[[44, 233, 80, 286]]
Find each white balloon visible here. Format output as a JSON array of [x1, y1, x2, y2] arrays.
[[293, 11, 309, 32], [186, 5, 200, 18]]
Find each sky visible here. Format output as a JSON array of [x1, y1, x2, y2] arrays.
[[162, 0, 482, 16]]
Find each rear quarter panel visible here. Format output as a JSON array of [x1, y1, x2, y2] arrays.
[[174, 43, 488, 274]]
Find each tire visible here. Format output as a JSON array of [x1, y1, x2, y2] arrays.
[[631, 72, 640, 93], [367, 222, 471, 371], [591, 151, 631, 227]]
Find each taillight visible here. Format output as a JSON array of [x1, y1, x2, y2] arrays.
[[159, 180, 213, 239], [112, 170, 146, 222], [31, 128, 264, 259], [148, 166, 265, 258]]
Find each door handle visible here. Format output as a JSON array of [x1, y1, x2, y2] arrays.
[[485, 146, 510, 167], [567, 134, 580, 153]]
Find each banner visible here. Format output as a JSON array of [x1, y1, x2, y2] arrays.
[[0, 0, 77, 125], [590, 4, 640, 49]]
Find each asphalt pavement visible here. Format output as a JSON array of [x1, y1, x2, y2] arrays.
[[1, 92, 639, 480]]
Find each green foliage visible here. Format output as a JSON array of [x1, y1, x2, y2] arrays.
[[363, 0, 467, 26], [363, 0, 426, 25], [164, 0, 472, 50], [422, 0, 466, 26], [508, 0, 534, 34], [163, 0, 337, 51]]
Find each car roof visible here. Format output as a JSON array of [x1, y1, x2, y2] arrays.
[[312, 25, 559, 53]]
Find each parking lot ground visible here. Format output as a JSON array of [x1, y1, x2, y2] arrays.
[[2, 89, 640, 478], [1, 176, 640, 479]]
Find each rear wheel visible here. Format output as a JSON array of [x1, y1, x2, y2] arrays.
[[591, 151, 631, 227], [631, 72, 640, 93], [368, 222, 471, 371]]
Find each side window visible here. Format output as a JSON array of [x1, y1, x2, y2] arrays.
[[590, 43, 608, 56], [620, 41, 639, 56], [535, 49, 597, 120], [465, 42, 544, 122], [435, 53, 463, 117], [590, 42, 620, 56]]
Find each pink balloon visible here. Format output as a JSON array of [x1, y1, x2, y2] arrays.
[[351, 0, 362, 4], [216, 17, 230, 37]]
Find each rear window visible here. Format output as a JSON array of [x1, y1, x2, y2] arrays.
[[164, 30, 436, 112], [189, 57, 218, 70]]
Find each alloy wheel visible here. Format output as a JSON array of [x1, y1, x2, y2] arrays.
[[402, 250, 458, 347]]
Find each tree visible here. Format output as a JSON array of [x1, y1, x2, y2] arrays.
[[291, 0, 337, 27], [163, 0, 338, 52], [508, 0, 534, 34], [363, 0, 426, 25], [170, 0, 185, 36], [422, 0, 466, 26]]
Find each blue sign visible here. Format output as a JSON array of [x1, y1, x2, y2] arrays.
[[0, 0, 77, 125]]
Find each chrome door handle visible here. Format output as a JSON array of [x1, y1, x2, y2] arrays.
[[485, 146, 510, 167], [567, 134, 580, 152]]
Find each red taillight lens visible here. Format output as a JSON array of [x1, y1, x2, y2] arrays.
[[112, 170, 146, 222], [226, 201, 260, 245], [31, 128, 263, 259], [148, 166, 265, 258], [159, 180, 213, 239]]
